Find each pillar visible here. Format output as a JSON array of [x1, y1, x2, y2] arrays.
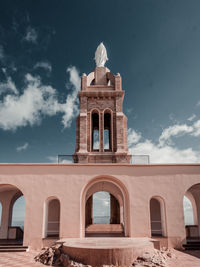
[[85, 196, 93, 226], [110, 194, 120, 224]]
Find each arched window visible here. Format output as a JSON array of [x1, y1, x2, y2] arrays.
[[150, 197, 166, 237], [92, 112, 99, 151], [104, 112, 111, 151], [44, 198, 60, 238]]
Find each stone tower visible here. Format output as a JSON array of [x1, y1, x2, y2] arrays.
[[73, 44, 130, 163]]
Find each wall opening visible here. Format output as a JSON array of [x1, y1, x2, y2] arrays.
[[44, 198, 60, 238], [0, 185, 25, 244], [150, 197, 166, 237], [92, 112, 99, 151], [92, 191, 110, 224], [82, 177, 130, 238], [183, 185, 200, 240], [11, 195, 25, 231], [104, 112, 111, 151]]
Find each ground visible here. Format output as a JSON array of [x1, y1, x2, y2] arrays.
[[0, 249, 200, 267]]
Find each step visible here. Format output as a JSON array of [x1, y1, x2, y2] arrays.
[[183, 244, 200, 250], [0, 245, 28, 250], [0, 245, 28, 252], [86, 224, 124, 233]]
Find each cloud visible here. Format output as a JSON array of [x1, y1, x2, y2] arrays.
[[48, 155, 73, 163], [128, 118, 200, 163], [128, 128, 142, 146], [0, 74, 18, 95], [47, 156, 57, 163], [131, 139, 200, 163], [16, 142, 29, 152], [187, 114, 196, 121], [0, 66, 80, 131], [159, 124, 193, 146], [24, 26, 38, 43], [34, 61, 52, 73], [61, 66, 80, 128], [192, 120, 200, 137]]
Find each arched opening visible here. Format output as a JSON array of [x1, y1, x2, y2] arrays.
[[104, 112, 112, 151], [44, 197, 60, 238], [0, 184, 25, 245], [183, 196, 195, 226], [150, 197, 166, 237], [11, 195, 25, 231], [92, 191, 110, 224], [184, 185, 199, 241], [81, 176, 130, 238], [92, 111, 99, 151]]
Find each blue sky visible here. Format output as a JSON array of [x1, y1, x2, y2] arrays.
[[0, 0, 200, 163]]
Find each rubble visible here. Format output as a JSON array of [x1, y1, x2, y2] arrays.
[[132, 249, 176, 267], [34, 244, 92, 267]]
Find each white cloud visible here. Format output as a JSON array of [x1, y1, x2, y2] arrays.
[[61, 66, 80, 128], [24, 27, 37, 43], [0, 66, 80, 131], [130, 139, 200, 163], [47, 156, 57, 163], [16, 142, 29, 152], [159, 124, 193, 146], [128, 128, 142, 146], [187, 114, 196, 121], [192, 120, 200, 137], [34, 61, 52, 73], [128, 118, 200, 163], [0, 75, 18, 95]]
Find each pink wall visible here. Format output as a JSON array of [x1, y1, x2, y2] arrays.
[[0, 163, 199, 249]]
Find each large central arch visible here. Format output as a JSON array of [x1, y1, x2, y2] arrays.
[[80, 176, 130, 237]]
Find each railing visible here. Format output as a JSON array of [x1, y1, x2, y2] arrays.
[[57, 155, 150, 164]]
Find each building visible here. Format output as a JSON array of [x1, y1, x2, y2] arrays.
[[0, 44, 200, 251]]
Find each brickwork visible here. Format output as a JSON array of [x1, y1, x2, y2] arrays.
[[73, 66, 131, 163]]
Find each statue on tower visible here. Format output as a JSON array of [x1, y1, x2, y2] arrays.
[[94, 42, 108, 67]]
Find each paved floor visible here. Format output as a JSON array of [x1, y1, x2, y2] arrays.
[[0, 249, 200, 266], [171, 249, 200, 267], [0, 251, 44, 267]]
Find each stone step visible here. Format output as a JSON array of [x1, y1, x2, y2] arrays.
[[86, 224, 124, 233], [183, 243, 200, 250], [0, 245, 28, 252]]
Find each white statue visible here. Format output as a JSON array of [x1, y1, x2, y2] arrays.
[[94, 42, 108, 67]]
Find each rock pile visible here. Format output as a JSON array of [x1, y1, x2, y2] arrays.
[[132, 248, 176, 267], [34, 244, 91, 267]]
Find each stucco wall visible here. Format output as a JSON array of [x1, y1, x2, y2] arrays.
[[0, 163, 199, 249]]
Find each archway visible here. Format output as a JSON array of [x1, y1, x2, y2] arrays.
[[150, 197, 167, 237], [81, 176, 130, 237], [43, 197, 60, 238], [0, 184, 25, 244], [184, 184, 199, 240]]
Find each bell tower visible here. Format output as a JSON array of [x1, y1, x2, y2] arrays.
[[73, 43, 130, 163]]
